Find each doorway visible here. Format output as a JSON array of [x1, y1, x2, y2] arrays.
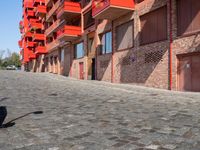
[[91, 58, 96, 80], [178, 53, 200, 92], [79, 62, 84, 80]]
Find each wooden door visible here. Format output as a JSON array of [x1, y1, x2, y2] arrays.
[[178, 53, 200, 92], [191, 55, 200, 92], [79, 62, 84, 80]]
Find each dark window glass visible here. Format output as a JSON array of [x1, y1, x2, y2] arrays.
[[116, 21, 133, 50], [84, 9, 95, 29], [177, 0, 200, 36], [100, 31, 112, 54], [140, 6, 167, 45]]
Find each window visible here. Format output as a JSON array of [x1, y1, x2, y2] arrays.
[[116, 21, 133, 50], [140, 6, 167, 45], [177, 0, 200, 36], [100, 31, 112, 54], [84, 9, 95, 29], [88, 37, 94, 52], [74, 42, 84, 59], [61, 49, 64, 63]]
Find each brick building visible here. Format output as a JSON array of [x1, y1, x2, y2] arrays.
[[19, 0, 200, 92]]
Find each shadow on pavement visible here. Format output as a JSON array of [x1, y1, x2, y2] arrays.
[[0, 109, 43, 129]]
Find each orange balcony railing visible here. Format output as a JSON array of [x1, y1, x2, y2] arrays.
[[24, 31, 33, 38], [26, 41, 36, 48], [24, 2, 34, 9], [35, 46, 47, 54], [28, 51, 36, 59], [92, 0, 134, 20], [57, 1, 81, 19], [57, 25, 81, 41], [35, 5, 47, 17], [29, 22, 43, 30], [18, 40, 23, 48], [32, 33, 45, 41], [26, 10, 35, 17]]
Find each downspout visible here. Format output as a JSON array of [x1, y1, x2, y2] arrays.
[[169, 0, 173, 90], [111, 21, 114, 83]]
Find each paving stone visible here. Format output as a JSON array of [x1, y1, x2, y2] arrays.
[[0, 71, 200, 149]]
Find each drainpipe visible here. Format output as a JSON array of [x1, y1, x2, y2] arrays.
[[169, 0, 173, 90], [111, 21, 114, 83]]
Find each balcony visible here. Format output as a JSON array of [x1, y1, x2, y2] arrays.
[[92, 0, 134, 20], [57, 1, 81, 20], [45, 19, 65, 37], [46, 0, 60, 21], [35, 5, 47, 17], [24, 2, 34, 9], [26, 10, 35, 18], [57, 25, 81, 41], [28, 51, 36, 59], [46, 39, 60, 52], [18, 40, 23, 48], [32, 33, 45, 41], [26, 41, 36, 48], [24, 31, 33, 38], [29, 22, 43, 30], [35, 46, 47, 54]]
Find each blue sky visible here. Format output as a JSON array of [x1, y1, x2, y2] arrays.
[[0, 0, 22, 55]]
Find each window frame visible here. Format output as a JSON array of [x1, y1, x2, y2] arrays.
[[74, 42, 84, 59], [99, 31, 112, 55], [177, 0, 200, 37], [115, 20, 134, 51], [140, 6, 168, 45]]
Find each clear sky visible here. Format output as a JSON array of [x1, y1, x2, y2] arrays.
[[0, 0, 22, 54]]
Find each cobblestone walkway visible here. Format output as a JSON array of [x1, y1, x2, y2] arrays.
[[0, 71, 200, 150]]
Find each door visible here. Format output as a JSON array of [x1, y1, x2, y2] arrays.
[[91, 58, 96, 80], [178, 53, 200, 92], [79, 62, 84, 80]]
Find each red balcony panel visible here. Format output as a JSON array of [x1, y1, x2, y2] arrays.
[[32, 33, 45, 41], [24, 31, 33, 38], [27, 10, 35, 17], [24, 48, 30, 62], [92, 0, 134, 20], [57, 1, 81, 19], [35, 5, 47, 17], [24, 1, 34, 9], [18, 40, 23, 48], [28, 51, 36, 59], [46, 39, 60, 52], [29, 18, 39, 24], [30, 22, 43, 29], [57, 25, 81, 41], [35, 46, 47, 54], [26, 41, 36, 48]]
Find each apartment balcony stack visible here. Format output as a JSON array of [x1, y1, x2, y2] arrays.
[[45, 0, 82, 52]]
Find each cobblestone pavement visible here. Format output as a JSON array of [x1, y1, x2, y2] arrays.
[[0, 71, 200, 150]]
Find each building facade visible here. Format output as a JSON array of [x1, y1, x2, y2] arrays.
[[19, 0, 200, 92]]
